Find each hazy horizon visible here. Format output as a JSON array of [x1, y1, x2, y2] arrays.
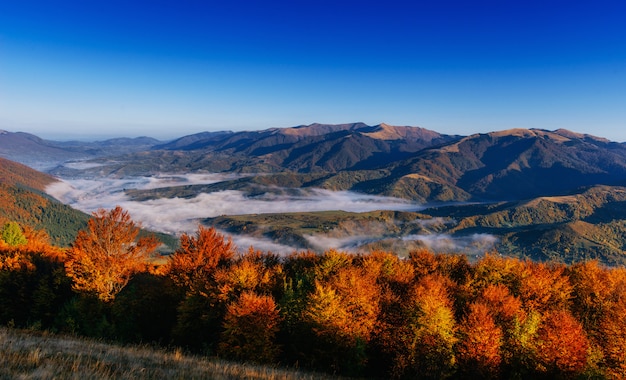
[[3, 121, 626, 144]]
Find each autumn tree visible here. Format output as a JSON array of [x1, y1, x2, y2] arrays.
[[598, 296, 626, 378], [363, 251, 416, 376], [518, 261, 572, 313], [409, 248, 440, 278], [328, 264, 380, 342], [65, 206, 159, 302], [303, 259, 380, 375], [535, 309, 590, 376], [585, 266, 626, 378], [213, 248, 283, 303], [362, 250, 415, 290], [218, 291, 282, 363], [456, 302, 503, 379], [470, 253, 522, 295], [479, 283, 524, 329], [277, 251, 320, 366], [165, 226, 236, 351], [396, 273, 458, 379], [568, 260, 613, 333], [503, 310, 542, 378], [0, 225, 73, 329], [166, 225, 236, 296]]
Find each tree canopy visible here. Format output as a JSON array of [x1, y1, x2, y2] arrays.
[[1, 221, 27, 246], [65, 206, 159, 302]]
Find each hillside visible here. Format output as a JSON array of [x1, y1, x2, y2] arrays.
[[0, 156, 57, 190], [423, 185, 626, 264], [0, 157, 89, 246], [0, 328, 334, 380], [203, 185, 626, 265]]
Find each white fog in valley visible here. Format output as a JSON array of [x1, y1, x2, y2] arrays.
[[46, 172, 497, 254]]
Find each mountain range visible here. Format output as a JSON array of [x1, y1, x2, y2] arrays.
[[48, 123, 626, 203], [2, 123, 626, 264]]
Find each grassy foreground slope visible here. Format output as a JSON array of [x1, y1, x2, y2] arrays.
[[0, 328, 335, 380]]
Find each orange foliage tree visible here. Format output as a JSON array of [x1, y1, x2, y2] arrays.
[[218, 291, 282, 363], [518, 261, 572, 313], [305, 266, 379, 342], [213, 248, 283, 303], [569, 260, 613, 333], [456, 302, 503, 379], [65, 206, 159, 302], [599, 297, 626, 378], [535, 309, 590, 376], [166, 225, 236, 296], [165, 226, 237, 350]]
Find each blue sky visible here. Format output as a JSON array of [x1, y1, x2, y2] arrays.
[[1, 0, 625, 141]]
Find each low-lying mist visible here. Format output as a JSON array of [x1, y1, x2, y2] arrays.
[[46, 172, 497, 255]]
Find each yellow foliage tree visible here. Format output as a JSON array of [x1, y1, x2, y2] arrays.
[[214, 248, 283, 302], [399, 273, 458, 378]]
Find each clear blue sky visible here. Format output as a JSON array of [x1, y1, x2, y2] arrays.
[[1, 0, 625, 141]]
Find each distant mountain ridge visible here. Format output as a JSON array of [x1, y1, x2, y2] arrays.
[[9, 123, 619, 204], [0, 130, 163, 169], [153, 122, 458, 173], [5, 123, 626, 203]]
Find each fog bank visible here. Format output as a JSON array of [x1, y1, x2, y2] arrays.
[[46, 174, 420, 236]]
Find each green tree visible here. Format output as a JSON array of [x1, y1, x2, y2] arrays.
[[1, 221, 27, 246]]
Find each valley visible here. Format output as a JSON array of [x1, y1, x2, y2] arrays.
[[3, 123, 626, 264]]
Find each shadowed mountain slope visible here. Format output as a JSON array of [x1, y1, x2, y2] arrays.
[[385, 128, 626, 201]]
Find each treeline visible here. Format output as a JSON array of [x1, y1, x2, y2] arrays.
[[1, 209, 626, 379]]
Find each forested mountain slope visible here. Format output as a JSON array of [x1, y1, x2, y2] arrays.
[[0, 157, 88, 245]]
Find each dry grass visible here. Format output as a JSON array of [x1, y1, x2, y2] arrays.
[[0, 327, 338, 380]]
